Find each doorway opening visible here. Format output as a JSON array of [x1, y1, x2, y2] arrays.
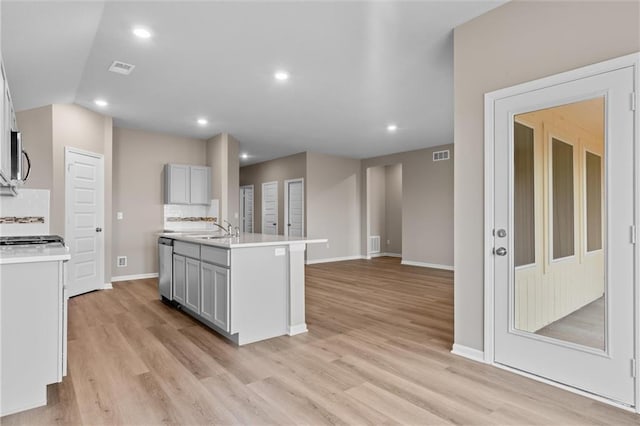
[[365, 164, 402, 259]]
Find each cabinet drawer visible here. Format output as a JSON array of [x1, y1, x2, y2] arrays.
[[201, 245, 230, 267], [174, 241, 200, 259]]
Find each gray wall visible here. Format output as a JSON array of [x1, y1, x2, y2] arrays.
[[112, 127, 207, 277], [453, 0, 640, 351], [362, 144, 454, 267], [239, 152, 307, 235], [306, 152, 362, 261], [16, 104, 113, 283]]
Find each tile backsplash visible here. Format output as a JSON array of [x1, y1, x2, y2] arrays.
[[163, 200, 219, 232], [0, 189, 50, 236]]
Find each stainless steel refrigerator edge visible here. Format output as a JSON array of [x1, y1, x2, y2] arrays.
[[158, 237, 173, 300]]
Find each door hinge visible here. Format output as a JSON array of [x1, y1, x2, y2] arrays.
[[631, 359, 636, 378], [631, 225, 637, 244], [631, 92, 637, 111]]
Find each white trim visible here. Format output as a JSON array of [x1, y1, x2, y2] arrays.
[[111, 272, 159, 282], [492, 362, 635, 413], [103, 283, 113, 289], [306, 255, 365, 265], [484, 52, 640, 409], [370, 252, 402, 258], [401, 260, 454, 271], [284, 178, 304, 237], [451, 344, 486, 363], [288, 323, 308, 335]]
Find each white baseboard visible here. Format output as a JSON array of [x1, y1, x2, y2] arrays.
[[451, 343, 486, 363], [288, 324, 308, 335], [401, 260, 454, 271], [111, 272, 159, 282], [370, 252, 402, 258], [306, 255, 365, 265], [103, 283, 113, 290]]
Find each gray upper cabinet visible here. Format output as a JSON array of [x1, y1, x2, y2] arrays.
[[190, 166, 211, 205], [164, 164, 211, 205]]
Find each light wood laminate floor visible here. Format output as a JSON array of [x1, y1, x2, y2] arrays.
[[2, 257, 638, 425]]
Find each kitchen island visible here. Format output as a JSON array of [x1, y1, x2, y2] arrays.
[[158, 232, 326, 345]]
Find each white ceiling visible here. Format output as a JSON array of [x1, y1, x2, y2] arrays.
[[2, 1, 505, 165]]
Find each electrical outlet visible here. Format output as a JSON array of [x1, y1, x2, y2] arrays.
[[117, 256, 127, 268], [387, 239, 391, 245], [116, 211, 123, 220], [326, 242, 330, 249]]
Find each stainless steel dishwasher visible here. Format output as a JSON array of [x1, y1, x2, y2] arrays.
[[158, 237, 174, 300]]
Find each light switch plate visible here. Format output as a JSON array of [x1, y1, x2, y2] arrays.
[[116, 212, 123, 220], [275, 248, 286, 256]]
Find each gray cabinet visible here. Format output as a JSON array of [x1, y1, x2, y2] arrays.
[[190, 166, 210, 205], [185, 257, 200, 313], [200, 262, 229, 332], [172, 254, 186, 304], [164, 164, 211, 205]]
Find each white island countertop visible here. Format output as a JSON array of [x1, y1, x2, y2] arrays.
[[159, 232, 327, 249], [0, 244, 70, 265]]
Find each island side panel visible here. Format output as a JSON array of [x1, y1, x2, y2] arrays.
[[230, 245, 288, 345], [288, 242, 307, 335]]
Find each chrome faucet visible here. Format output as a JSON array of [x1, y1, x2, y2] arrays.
[[212, 222, 231, 235]]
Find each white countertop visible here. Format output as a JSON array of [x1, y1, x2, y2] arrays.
[[0, 244, 71, 265], [159, 232, 327, 249]]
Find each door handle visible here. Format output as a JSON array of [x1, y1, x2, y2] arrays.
[[96, 227, 102, 233], [288, 223, 291, 226], [494, 247, 507, 256]]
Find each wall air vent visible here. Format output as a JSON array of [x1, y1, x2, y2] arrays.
[[433, 150, 450, 162], [109, 61, 136, 75], [369, 236, 381, 254], [117, 256, 128, 267]]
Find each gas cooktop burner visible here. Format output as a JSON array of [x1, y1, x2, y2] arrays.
[[0, 235, 65, 246]]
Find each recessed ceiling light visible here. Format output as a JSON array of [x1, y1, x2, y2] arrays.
[[94, 99, 108, 107], [133, 27, 152, 39], [274, 70, 289, 81], [386, 124, 398, 132], [240, 153, 249, 160], [197, 118, 208, 126]]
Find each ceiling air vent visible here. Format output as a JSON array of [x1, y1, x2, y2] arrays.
[[433, 150, 450, 162], [108, 60, 136, 75]]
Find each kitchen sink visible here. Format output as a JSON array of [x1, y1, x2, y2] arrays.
[[195, 235, 230, 240]]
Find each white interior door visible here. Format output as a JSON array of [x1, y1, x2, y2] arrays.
[[492, 66, 635, 405], [262, 181, 278, 235], [285, 178, 304, 237], [240, 185, 254, 233], [65, 148, 104, 297]]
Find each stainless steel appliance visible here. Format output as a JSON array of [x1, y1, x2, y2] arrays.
[[158, 237, 173, 300], [0, 235, 64, 247], [10, 131, 30, 182]]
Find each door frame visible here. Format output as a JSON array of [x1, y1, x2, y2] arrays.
[[284, 178, 304, 237], [261, 180, 278, 234], [64, 146, 106, 296], [483, 52, 640, 411], [240, 184, 254, 233]]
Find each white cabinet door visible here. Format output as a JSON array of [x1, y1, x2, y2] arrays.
[[200, 262, 216, 323], [190, 166, 210, 205], [185, 257, 200, 313], [200, 262, 229, 331], [172, 254, 186, 304], [165, 164, 190, 204], [212, 266, 229, 332]]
